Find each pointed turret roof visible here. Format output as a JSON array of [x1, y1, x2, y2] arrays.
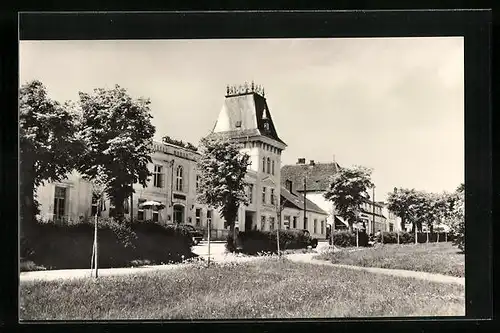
[[213, 89, 286, 146]]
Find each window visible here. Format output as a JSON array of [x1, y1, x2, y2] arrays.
[[270, 188, 275, 205], [176, 166, 184, 191], [304, 217, 308, 230], [262, 157, 266, 172], [271, 160, 275, 175], [248, 184, 253, 204], [53, 186, 66, 221], [261, 216, 266, 230], [91, 193, 98, 216], [293, 216, 297, 229], [196, 175, 200, 190], [389, 223, 394, 232], [152, 211, 159, 222], [195, 208, 201, 227], [153, 164, 163, 188], [137, 199, 146, 221], [284, 215, 291, 229], [321, 220, 325, 234], [269, 217, 275, 231], [314, 219, 318, 233], [266, 157, 271, 174], [262, 187, 266, 204], [207, 210, 212, 227]]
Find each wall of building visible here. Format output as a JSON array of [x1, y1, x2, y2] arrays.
[[36, 170, 94, 223], [281, 207, 327, 239], [304, 191, 335, 228]]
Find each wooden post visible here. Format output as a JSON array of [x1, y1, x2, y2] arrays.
[[397, 230, 400, 244], [414, 223, 417, 244], [90, 218, 95, 277], [94, 211, 99, 278], [277, 228, 280, 257], [207, 218, 211, 267], [445, 231, 448, 242], [356, 228, 359, 248], [331, 217, 334, 253]]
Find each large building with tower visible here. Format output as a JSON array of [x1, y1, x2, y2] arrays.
[[35, 83, 328, 240]]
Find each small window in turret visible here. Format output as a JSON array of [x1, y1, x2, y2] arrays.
[[263, 122, 269, 131], [235, 120, 242, 128]]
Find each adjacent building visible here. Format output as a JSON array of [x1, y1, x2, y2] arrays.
[[281, 158, 399, 234]]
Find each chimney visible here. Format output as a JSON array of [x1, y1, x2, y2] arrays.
[[309, 160, 315, 166], [297, 158, 306, 165]]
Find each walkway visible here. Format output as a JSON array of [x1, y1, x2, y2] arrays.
[[285, 253, 465, 286], [20, 242, 464, 286]]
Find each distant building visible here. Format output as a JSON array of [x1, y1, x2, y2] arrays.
[[379, 202, 403, 233], [280, 182, 329, 239], [281, 159, 393, 233]]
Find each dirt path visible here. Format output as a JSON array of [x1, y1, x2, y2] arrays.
[[285, 252, 465, 286]]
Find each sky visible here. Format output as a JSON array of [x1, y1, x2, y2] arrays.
[[19, 38, 464, 201]]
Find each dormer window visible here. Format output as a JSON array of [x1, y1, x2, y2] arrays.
[[263, 122, 270, 131], [235, 120, 242, 128]]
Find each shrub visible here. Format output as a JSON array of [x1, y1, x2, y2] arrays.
[[329, 230, 369, 247], [22, 219, 195, 270], [226, 230, 314, 255]]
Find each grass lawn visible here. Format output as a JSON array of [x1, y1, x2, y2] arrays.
[[20, 258, 464, 320], [314, 242, 464, 277]]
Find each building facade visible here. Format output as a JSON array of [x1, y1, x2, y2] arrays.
[[281, 158, 399, 234], [35, 84, 328, 239]]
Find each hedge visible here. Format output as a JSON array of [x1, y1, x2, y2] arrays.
[[226, 230, 315, 254], [21, 219, 196, 270], [328, 230, 369, 247], [377, 231, 455, 244]]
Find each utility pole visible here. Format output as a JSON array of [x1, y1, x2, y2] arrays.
[[303, 176, 307, 230], [372, 185, 376, 237]]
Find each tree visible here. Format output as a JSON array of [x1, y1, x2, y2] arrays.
[[196, 134, 250, 240], [20, 80, 83, 228], [450, 183, 465, 251], [387, 187, 422, 232], [78, 85, 156, 222], [323, 165, 374, 232]]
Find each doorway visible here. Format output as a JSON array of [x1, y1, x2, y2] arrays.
[[245, 211, 255, 231], [173, 204, 185, 224]]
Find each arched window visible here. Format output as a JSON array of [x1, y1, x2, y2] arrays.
[[176, 166, 184, 192], [262, 156, 266, 172], [271, 160, 275, 175], [266, 157, 271, 174]]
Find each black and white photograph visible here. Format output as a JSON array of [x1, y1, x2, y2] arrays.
[[19, 32, 468, 319]]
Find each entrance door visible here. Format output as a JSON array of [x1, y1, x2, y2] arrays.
[[173, 205, 184, 224], [245, 211, 254, 231]]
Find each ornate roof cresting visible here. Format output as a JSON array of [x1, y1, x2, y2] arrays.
[[226, 81, 265, 97]]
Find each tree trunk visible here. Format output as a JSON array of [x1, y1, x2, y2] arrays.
[[20, 158, 37, 235]]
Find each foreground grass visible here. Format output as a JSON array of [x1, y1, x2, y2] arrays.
[[314, 242, 464, 277], [20, 258, 464, 320]]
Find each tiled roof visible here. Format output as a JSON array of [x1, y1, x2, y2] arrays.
[[280, 186, 328, 215], [281, 162, 340, 192]]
